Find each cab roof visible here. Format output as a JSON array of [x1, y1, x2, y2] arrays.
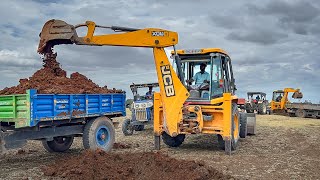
[[273, 90, 284, 93], [171, 48, 229, 56], [247, 92, 266, 96]]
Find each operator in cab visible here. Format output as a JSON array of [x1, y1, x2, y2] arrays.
[[276, 94, 282, 102], [186, 63, 210, 85]]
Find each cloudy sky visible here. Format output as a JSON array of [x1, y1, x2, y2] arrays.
[[0, 0, 319, 102]]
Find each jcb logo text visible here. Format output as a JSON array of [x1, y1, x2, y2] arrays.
[[152, 31, 165, 37], [161, 65, 175, 97]]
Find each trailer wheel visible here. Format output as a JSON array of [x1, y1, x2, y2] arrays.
[[295, 109, 307, 118], [83, 116, 115, 152], [42, 136, 74, 152], [122, 119, 134, 136], [239, 112, 247, 138], [134, 125, 145, 131], [218, 103, 240, 152], [162, 132, 185, 147]]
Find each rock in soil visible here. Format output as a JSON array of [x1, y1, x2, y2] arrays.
[[41, 150, 233, 180]]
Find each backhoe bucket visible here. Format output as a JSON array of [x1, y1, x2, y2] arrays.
[[38, 19, 78, 54], [292, 91, 303, 99]]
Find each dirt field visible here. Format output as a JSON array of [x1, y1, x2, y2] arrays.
[[1, 113, 320, 180]]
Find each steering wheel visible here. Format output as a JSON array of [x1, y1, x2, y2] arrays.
[[199, 82, 209, 90], [188, 82, 209, 90]]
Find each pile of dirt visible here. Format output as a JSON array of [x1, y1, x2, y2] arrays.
[[0, 51, 122, 95], [42, 150, 233, 180]]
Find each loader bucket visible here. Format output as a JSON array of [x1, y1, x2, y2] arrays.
[[38, 19, 78, 54], [292, 91, 303, 99]]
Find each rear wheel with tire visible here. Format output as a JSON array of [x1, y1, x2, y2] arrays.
[[162, 132, 185, 147], [218, 103, 240, 153], [295, 109, 307, 118], [83, 117, 115, 152], [122, 119, 134, 136], [239, 112, 247, 138], [42, 136, 74, 152]]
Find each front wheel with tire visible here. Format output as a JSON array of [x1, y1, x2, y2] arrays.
[[83, 117, 115, 152], [122, 119, 134, 136], [162, 132, 185, 147], [245, 103, 254, 113], [218, 103, 240, 152], [258, 102, 267, 114], [42, 136, 74, 152]]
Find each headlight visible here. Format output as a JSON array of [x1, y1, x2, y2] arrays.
[[147, 102, 153, 107], [133, 102, 151, 109]]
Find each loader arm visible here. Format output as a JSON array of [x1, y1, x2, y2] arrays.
[[280, 88, 303, 109], [38, 19, 189, 136]]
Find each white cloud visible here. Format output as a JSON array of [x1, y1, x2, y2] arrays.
[[0, 49, 39, 66], [0, 0, 319, 102]]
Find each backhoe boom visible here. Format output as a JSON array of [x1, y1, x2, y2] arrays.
[[38, 20, 178, 53], [38, 19, 189, 137]]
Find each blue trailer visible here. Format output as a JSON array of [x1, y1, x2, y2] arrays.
[[0, 89, 126, 153]]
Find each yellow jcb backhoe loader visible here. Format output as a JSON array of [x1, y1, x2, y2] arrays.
[[270, 88, 303, 114], [38, 19, 252, 154]]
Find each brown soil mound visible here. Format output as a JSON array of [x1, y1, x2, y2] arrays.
[[0, 51, 122, 95], [42, 150, 233, 180]]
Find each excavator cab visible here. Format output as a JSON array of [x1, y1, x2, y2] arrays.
[[272, 91, 284, 102], [171, 49, 236, 101]]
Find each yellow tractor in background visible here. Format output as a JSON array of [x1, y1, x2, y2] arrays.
[[38, 19, 254, 154], [270, 88, 303, 114]]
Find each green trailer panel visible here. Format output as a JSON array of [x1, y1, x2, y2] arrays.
[[0, 92, 30, 128]]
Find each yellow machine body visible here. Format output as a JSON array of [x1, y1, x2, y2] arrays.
[[38, 20, 241, 154]]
